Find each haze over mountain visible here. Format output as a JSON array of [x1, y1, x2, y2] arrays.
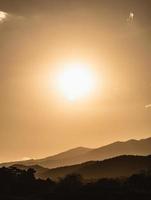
[[11, 155, 151, 181], [0, 147, 92, 168], [1, 0, 151, 163], [1, 137, 151, 169]]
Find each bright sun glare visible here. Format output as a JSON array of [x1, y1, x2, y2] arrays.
[[58, 63, 95, 101]]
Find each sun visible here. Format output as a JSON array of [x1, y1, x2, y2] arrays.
[[58, 63, 95, 101]]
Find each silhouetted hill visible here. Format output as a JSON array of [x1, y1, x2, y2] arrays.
[[1, 137, 151, 169], [86, 137, 151, 161], [1, 165, 151, 200], [12, 164, 50, 179], [0, 147, 92, 168], [12, 155, 151, 181], [42, 155, 151, 180], [37, 147, 92, 168]]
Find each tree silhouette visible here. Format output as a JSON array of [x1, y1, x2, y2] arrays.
[[0, 167, 151, 200]]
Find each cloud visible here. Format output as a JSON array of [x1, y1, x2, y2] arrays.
[[0, 11, 8, 23], [0, 10, 26, 25], [145, 104, 151, 109], [127, 12, 134, 23]]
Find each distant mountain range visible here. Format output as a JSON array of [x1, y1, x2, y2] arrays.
[[1, 137, 151, 169], [12, 155, 151, 181]]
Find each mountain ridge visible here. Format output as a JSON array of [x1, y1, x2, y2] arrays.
[[1, 137, 151, 169], [10, 155, 151, 181]]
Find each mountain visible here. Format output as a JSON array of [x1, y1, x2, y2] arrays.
[[1, 137, 151, 169], [84, 137, 151, 161], [45, 155, 151, 180], [11, 155, 151, 181], [0, 147, 92, 168], [36, 147, 92, 168]]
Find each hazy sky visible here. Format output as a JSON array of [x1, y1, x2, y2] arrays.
[[0, 0, 151, 162]]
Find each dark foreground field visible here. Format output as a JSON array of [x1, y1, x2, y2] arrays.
[[0, 167, 151, 200]]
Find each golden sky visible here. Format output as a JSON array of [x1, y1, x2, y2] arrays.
[[0, 0, 151, 162]]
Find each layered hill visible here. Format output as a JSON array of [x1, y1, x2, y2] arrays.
[[0, 147, 92, 168], [1, 137, 151, 169], [11, 155, 151, 181]]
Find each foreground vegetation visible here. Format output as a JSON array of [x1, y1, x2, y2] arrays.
[[0, 167, 151, 200]]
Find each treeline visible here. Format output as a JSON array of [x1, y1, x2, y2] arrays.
[[0, 167, 151, 200]]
